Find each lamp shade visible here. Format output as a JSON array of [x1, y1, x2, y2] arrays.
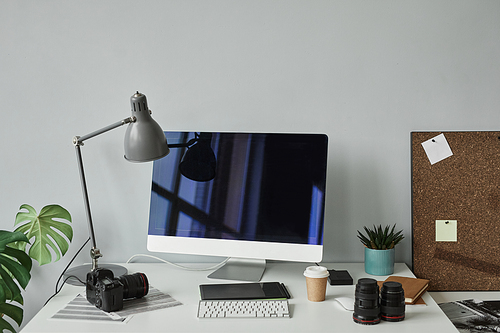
[[124, 92, 170, 162]]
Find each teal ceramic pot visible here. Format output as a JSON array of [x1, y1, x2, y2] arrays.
[[364, 248, 395, 275]]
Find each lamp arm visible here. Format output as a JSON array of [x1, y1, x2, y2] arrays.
[[73, 117, 135, 145], [72, 116, 135, 271], [74, 144, 101, 270]]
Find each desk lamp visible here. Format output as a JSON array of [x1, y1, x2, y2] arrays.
[[66, 92, 216, 283], [67, 92, 169, 281]]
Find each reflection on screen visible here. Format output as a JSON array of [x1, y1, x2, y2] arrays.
[[148, 132, 327, 246]]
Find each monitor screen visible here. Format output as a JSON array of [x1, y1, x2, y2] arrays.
[[147, 131, 328, 280]]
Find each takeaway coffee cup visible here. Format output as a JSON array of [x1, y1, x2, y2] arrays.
[[303, 266, 330, 302]]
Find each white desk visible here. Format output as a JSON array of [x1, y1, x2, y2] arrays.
[[429, 290, 500, 304], [21, 262, 458, 332]]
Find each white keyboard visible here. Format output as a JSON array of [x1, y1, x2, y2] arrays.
[[197, 299, 290, 318]]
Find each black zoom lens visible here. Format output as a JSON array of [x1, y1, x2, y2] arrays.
[[118, 272, 149, 300], [380, 281, 405, 322], [353, 278, 381, 325]]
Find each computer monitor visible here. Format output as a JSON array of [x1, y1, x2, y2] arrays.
[[147, 131, 328, 281]]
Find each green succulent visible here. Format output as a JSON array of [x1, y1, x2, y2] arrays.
[[357, 224, 404, 250]]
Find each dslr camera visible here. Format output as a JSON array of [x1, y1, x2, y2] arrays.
[[86, 267, 149, 312]]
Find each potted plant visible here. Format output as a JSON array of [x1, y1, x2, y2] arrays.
[[357, 224, 404, 275], [0, 204, 72, 332]]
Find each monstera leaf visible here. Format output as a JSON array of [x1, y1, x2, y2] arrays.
[[0, 230, 31, 333], [13, 204, 73, 266]]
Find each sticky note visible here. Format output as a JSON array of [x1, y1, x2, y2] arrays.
[[421, 134, 453, 165], [436, 220, 457, 242]]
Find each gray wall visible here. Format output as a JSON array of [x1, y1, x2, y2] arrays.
[[2, 0, 500, 329]]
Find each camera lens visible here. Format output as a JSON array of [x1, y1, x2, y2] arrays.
[[353, 278, 381, 325], [380, 281, 405, 322], [118, 272, 149, 299]]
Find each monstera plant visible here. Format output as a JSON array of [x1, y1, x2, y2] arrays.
[[0, 204, 72, 332]]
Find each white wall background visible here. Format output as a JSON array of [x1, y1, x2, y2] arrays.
[[2, 0, 500, 329]]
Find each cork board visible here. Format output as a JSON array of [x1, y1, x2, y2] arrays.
[[412, 131, 500, 291]]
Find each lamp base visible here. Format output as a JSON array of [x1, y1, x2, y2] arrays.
[[63, 264, 128, 286]]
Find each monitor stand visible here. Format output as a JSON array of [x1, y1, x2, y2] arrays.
[[207, 258, 266, 282]]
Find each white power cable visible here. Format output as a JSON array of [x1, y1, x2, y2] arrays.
[[126, 254, 231, 271]]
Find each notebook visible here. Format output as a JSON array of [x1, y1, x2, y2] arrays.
[[378, 276, 429, 305]]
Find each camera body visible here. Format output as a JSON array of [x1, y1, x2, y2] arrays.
[[86, 268, 124, 312], [86, 268, 148, 312]]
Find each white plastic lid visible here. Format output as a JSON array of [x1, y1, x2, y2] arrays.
[[303, 266, 330, 278]]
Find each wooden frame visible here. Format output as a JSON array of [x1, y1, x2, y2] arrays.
[[412, 131, 500, 291]]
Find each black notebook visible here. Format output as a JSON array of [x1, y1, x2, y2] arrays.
[[199, 282, 290, 300]]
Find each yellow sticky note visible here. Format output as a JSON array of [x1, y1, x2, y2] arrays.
[[436, 220, 457, 242]]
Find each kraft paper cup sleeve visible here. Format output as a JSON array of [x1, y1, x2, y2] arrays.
[[304, 266, 329, 302]]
